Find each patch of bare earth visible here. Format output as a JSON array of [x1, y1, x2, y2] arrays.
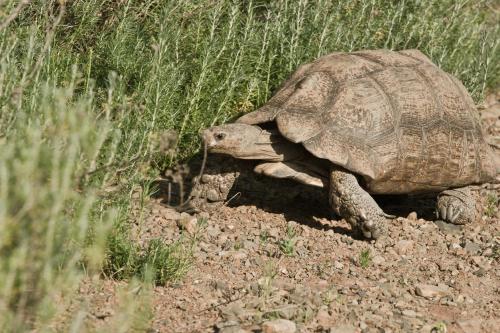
[[74, 94, 499, 333]]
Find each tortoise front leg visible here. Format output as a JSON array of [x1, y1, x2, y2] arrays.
[[436, 186, 480, 225], [329, 168, 393, 239]]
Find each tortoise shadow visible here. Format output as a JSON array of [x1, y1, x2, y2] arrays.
[[152, 153, 437, 237]]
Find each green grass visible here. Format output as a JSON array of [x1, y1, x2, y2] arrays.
[[359, 249, 372, 269], [279, 224, 297, 257], [0, 0, 498, 331], [484, 193, 498, 218]]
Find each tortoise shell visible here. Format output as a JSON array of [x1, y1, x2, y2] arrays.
[[237, 49, 497, 194]]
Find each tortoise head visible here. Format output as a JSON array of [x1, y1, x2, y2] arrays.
[[201, 123, 300, 161]]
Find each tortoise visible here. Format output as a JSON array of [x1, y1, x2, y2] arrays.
[[202, 49, 499, 239]]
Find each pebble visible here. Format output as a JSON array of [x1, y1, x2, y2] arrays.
[[219, 326, 250, 333], [394, 240, 414, 255], [415, 283, 450, 298], [177, 212, 197, 235], [160, 206, 181, 220], [372, 255, 386, 265], [464, 241, 481, 255], [315, 309, 334, 327], [402, 309, 417, 318], [407, 212, 418, 220], [261, 319, 296, 333], [329, 325, 356, 333], [434, 220, 463, 235], [457, 318, 482, 333]]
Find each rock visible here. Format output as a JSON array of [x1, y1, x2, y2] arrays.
[[177, 212, 197, 235], [206, 225, 221, 238], [329, 325, 356, 333], [415, 284, 450, 298], [434, 220, 463, 235], [372, 255, 386, 265], [394, 240, 414, 255], [457, 318, 482, 333], [158, 206, 181, 220], [333, 261, 344, 270], [464, 241, 481, 255], [402, 309, 417, 318], [471, 256, 491, 270], [261, 319, 296, 333], [407, 212, 418, 220], [216, 320, 240, 329], [315, 309, 334, 328], [219, 326, 250, 333], [221, 301, 248, 321], [232, 250, 248, 260]]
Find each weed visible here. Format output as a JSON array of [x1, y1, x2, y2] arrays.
[[260, 230, 270, 244], [431, 321, 448, 333], [233, 240, 243, 251], [359, 249, 372, 269], [259, 261, 278, 298], [484, 193, 498, 218], [279, 225, 297, 257]]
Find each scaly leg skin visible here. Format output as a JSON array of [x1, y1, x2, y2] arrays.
[[329, 168, 394, 239], [436, 187, 480, 225]]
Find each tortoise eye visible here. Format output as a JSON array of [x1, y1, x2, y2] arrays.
[[215, 133, 226, 141]]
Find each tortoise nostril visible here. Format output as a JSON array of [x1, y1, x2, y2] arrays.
[[215, 133, 226, 141]]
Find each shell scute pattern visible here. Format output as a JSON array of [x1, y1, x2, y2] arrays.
[[237, 49, 497, 193]]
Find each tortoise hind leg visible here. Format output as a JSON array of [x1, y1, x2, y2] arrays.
[[329, 168, 394, 239], [436, 187, 480, 225]]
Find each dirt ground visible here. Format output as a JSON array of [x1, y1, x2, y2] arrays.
[[73, 92, 499, 333]]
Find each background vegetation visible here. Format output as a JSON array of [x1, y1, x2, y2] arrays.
[[0, 0, 498, 331]]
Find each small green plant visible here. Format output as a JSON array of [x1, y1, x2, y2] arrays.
[[321, 288, 338, 306], [233, 240, 243, 250], [492, 244, 500, 260], [431, 321, 448, 333], [259, 261, 278, 298], [260, 230, 270, 244], [141, 239, 193, 285], [359, 249, 372, 269], [484, 193, 498, 218], [279, 225, 297, 256], [104, 227, 194, 285]]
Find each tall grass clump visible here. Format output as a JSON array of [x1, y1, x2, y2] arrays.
[[0, 0, 498, 331]]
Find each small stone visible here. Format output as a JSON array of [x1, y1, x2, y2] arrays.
[[372, 255, 386, 265], [334, 261, 344, 270], [394, 240, 414, 255], [415, 283, 450, 298], [232, 250, 247, 260], [434, 220, 463, 235], [261, 319, 296, 333], [329, 325, 356, 333], [482, 248, 493, 256], [402, 309, 417, 318], [325, 229, 335, 236], [464, 242, 481, 255], [206, 225, 220, 238], [216, 321, 240, 330], [159, 206, 181, 220], [471, 256, 491, 270], [457, 318, 482, 333], [315, 309, 334, 328], [473, 268, 486, 277], [407, 212, 418, 220], [177, 213, 197, 235], [219, 326, 249, 333]]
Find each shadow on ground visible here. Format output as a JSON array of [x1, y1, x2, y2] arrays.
[[151, 153, 438, 232]]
